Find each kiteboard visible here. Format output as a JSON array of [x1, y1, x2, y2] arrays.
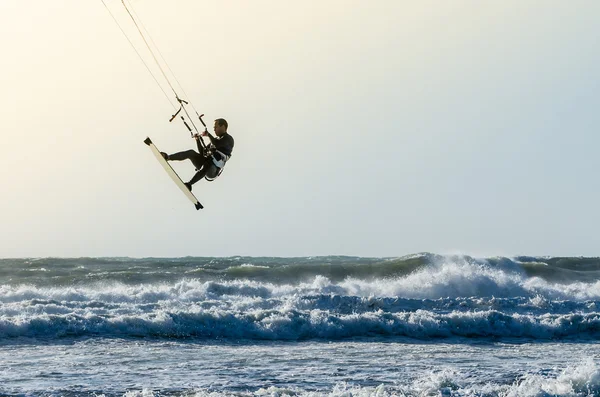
[[144, 137, 203, 210]]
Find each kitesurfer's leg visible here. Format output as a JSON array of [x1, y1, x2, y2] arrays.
[[167, 150, 205, 169], [188, 166, 208, 186], [188, 162, 218, 187]]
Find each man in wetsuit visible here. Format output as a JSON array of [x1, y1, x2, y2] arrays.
[[161, 118, 234, 191]]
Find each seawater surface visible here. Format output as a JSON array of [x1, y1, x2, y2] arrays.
[[1, 254, 599, 396]]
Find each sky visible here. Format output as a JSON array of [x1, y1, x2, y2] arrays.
[[1, 0, 599, 258]]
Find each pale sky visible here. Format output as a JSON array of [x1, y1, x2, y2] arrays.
[[1, 1, 599, 258]]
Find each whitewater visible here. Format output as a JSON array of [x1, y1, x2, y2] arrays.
[[0, 254, 599, 396]]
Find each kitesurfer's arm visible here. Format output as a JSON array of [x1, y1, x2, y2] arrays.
[[202, 130, 217, 145], [203, 130, 226, 149], [200, 130, 234, 156]]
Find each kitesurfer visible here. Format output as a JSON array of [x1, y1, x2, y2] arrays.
[[161, 118, 234, 191]]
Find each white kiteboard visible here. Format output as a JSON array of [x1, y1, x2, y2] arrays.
[[144, 137, 203, 210]]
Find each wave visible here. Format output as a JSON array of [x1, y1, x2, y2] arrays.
[[2, 255, 600, 341], [2, 269, 600, 303], [2, 307, 600, 340], [408, 358, 600, 397], [5, 255, 600, 303], [2, 254, 600, 287], [1, 287, 599, 340]]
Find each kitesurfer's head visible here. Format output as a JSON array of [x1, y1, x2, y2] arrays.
[[214, 118, 228, 137]]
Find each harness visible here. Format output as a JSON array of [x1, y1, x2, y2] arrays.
[[203, 147, 231, 182]]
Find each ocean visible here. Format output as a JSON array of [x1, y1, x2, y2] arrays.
[[0, 254, 599, 396]]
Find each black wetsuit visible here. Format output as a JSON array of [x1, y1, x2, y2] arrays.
[[168, 133, 234, 185]]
